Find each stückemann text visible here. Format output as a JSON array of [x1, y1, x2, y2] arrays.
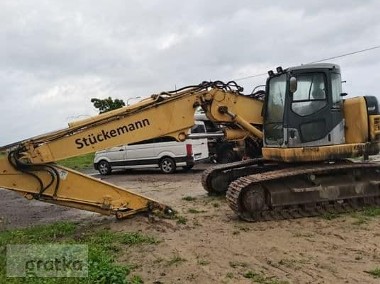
[[75, 118, 150, 149]]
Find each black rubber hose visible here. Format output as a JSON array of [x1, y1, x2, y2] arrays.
[[8, 150, 44, 196], [8, 149, 59, 199]]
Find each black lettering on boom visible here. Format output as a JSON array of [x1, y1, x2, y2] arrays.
[[75, 118, 150, 149]]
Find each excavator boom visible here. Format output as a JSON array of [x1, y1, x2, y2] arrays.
[[0, 81, 263, 219]]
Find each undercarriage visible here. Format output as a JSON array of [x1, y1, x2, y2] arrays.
[[202, 159, 380, 221]]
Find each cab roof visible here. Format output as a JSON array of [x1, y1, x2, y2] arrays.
[[287, 63, 340, 72]]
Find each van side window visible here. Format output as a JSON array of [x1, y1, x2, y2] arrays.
[[157, 137, 177, 142], [129, 136, 176, 145]]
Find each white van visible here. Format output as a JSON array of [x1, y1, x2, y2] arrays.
[[94, 121, 209, 174]]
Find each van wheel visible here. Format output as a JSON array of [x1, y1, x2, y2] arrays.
[[159, 157, 176, 174], [98, 160, 112, 175]]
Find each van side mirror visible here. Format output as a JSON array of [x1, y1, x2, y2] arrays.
[[289, 77, 297, 93], [340, 93, 348, 97]]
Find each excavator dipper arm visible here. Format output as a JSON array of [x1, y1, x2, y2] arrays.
[[1, 156, 168, 219]]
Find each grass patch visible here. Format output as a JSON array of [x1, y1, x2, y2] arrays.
[[278, 258, 309, 269], [121, 232, 159, 245], [239, 226, 250, 232], [244, 270, 289, 284], [292, 232, 314, 238], [351, 214, 370, 225], [212, 202, 220, 208], [349, 207, 380, 225], [197, 259, 210, 266], [321, 212, 340, 220], [362, 207, 380, 217], [244, 271, 264, 280], [130, 275, 144, 283], [319, 206, 380, 223], [182, 196, 196, 201], [166, 254, 186, 267], [229, 261, 248, 268], [233, 225, 250, 232], [176, 215, 187, 225], [0, 221, 154, 283], [318, 207, 380, 225], [365, 268, 380, 278], [58, 153, 95, 170], [192, 219, 202, 227], [226, 272, 234, 279], [188, 208, 206, 214]]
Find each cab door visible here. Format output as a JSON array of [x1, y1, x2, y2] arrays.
[[285, 71, 344, 147]]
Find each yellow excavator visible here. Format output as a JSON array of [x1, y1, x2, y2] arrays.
[[1, 63, 380, 221]]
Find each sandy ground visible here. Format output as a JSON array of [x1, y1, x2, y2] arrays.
[[1, 164, 380, 283]]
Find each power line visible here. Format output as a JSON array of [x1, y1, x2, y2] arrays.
[[308, 45, 380, 64], [232, 44, 380, 82], [234, 72, 268, 82]]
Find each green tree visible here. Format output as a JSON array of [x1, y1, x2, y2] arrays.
[[91, 97, 125, 114]]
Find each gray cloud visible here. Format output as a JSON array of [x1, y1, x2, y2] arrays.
[[1, 0, 380, 145]]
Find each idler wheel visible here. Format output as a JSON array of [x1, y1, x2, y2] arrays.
[[241, 185, 267, 218]]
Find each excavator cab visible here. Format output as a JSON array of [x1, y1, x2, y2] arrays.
[[264, 63, 345, 149], [262, 63, 380, 162]]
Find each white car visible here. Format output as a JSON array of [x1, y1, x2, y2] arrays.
[[94, 121, 209, 174]]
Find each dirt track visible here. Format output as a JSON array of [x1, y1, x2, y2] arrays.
[[1, 163, 380, 283]]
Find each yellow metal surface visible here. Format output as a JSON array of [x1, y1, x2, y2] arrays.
[[343, 97, 368, 143], [232, 113, 263, 139], [207, 89, 263, 125], [27, 95, 200, 163], [369, 115, 380, 141], [263, 143, 380, 162], [0, 157, 167, 217], [223, 129, 248, 140]]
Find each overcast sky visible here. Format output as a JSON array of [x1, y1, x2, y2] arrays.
[[1, 0, 380, 146]]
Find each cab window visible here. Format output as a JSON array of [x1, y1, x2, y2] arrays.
[[331, 72, 342, 106], [291, 73, 327, 116]]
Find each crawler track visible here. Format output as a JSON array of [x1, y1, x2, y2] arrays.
[[226, 162, 380, 221], [201, 159, 278, 195]]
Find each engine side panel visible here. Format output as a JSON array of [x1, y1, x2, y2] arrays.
[[343, 97, 368, 143]]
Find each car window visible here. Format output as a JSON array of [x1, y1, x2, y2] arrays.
[[129, 136, 176, 145]]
